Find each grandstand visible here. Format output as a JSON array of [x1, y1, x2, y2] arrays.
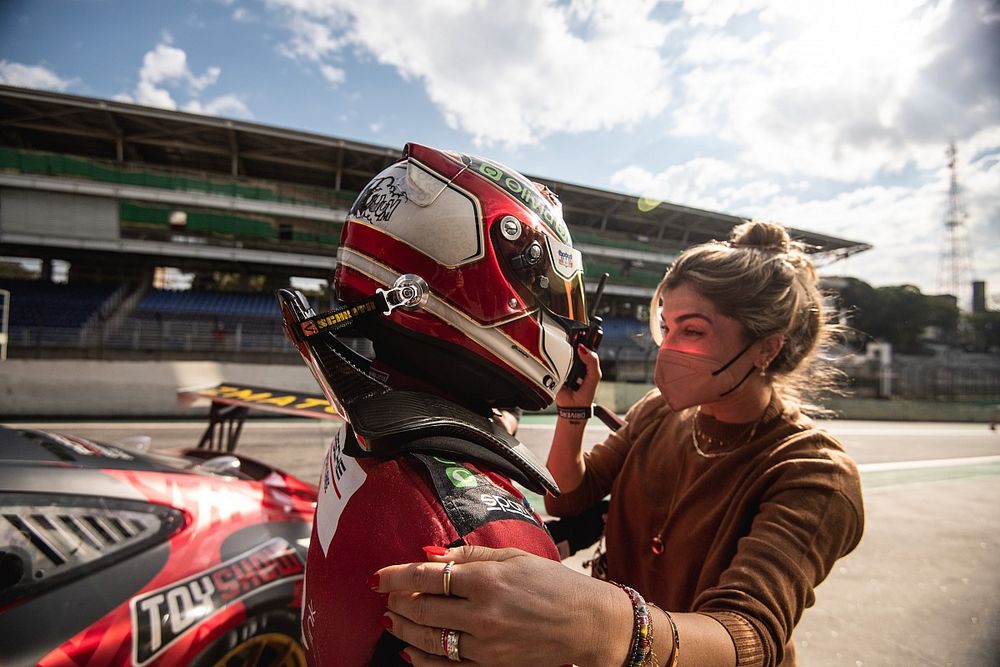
[[0, 84, 871, 379]]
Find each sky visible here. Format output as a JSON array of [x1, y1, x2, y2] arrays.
[[1, 0, 998, 307]]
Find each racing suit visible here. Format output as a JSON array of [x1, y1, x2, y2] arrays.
[[302, 424, 559, 666]]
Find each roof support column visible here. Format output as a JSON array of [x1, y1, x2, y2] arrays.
[[227, 125, 239, 177], [334, 144, 344, 192]]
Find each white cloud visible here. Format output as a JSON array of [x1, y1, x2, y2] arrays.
[[116, 40, 249, 119], [611, 158, 743, 212], [183, 94, 252, 119], [319, 64, 346, 86], [604, 0, 1000, 298], [136, 42, 221, 107], [669, 0, 956, 182], [611, 134, 1000, 297], [266, 0, 673, 146], [233, 7, 260, 22], [276, 12, 348, 63], [680, 0, 770, 28], [0, 60, 75, 91]]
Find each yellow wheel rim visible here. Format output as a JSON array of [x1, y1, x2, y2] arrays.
[[211, 632, 306, 667]]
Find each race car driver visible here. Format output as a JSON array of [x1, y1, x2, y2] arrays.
[[276, 142, 594, 666]]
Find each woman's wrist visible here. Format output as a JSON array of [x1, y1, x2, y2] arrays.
[[573, 580, 635, 666], [556, 404, 593, 422]]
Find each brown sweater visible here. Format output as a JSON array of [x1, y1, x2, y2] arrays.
[[547, 389, 864, 667]]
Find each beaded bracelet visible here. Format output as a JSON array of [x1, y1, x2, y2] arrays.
[[611, 582, 653, 667]]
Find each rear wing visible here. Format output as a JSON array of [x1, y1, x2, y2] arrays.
[[178, 383, 343, 420], [178, 383, 342, 452]]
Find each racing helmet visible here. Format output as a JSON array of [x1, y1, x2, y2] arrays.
[[334, 142, 589, 411]]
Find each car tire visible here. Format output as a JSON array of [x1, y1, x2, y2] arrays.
[[191, 608, 306, 667]]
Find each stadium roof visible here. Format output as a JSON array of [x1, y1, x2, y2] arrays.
[[0, 84, 871, 264]]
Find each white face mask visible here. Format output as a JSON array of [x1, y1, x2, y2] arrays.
[[654, 341, 756, 410]]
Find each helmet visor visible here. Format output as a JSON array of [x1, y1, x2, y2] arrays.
[[494, 221, 588, 325]]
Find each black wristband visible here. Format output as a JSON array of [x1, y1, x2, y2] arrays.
[[557, 405, 593, 421]]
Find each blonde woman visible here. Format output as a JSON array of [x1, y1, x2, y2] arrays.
[[375, 221, 864, 667]]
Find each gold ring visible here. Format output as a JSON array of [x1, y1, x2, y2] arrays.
[[442, 628, 461, 661], [442, 560, 455, 597]]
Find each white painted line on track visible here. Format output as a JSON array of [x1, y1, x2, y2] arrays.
[[858, 455, 1000, 473], [823, 428, 994, 437], [518, 423, 997, 438]]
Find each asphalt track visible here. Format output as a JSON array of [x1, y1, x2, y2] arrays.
[[8, 417, 999, 666]]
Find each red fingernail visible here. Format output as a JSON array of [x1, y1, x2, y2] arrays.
[[380, 615, 393, 631], [368, 573, 380, 590], [423, 545, 448, 556], [399, 650, 413, 664]]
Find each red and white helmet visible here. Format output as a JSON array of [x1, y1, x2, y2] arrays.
[[335, 142, 588, 411]]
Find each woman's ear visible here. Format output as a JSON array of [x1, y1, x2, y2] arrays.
[[758, 334, 785, 369]]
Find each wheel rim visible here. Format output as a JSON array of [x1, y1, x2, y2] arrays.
[[211, 632, 307, 667]]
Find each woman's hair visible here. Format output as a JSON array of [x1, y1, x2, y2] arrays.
[[649, 219, 840, 410]]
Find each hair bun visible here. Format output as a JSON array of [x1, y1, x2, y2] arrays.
[[729, 220, 791, 253]]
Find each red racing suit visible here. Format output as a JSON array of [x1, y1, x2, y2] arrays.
[[302, 423, 560, 666]]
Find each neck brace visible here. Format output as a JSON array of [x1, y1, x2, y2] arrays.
[[276, 287, 560, 497]]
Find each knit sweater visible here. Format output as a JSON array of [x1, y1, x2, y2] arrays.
[[546, 389, 864, 667]]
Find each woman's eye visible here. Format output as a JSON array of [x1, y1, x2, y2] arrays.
[[683, 328, 704, 338], [659, 322, 667, 334]]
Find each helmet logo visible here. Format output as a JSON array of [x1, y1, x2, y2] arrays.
[[352, 175, 409, 225], [556, 249, 575, 269], [462, 154, 570, 245]]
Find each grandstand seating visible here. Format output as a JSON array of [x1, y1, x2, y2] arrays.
[[0, 279, 120, 345], [586, 259, 665, 289], [106, 288, 322, 354], [601, 317, 653, 346], [573, 229, 682, 256], [0, 279, 642, 367], [0, 147, 357, 210], [119, 201, 343, 245], [136, 289, 286, 318]]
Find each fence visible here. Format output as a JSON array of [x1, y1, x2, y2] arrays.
[[6, 314, 999, 402], [6, 319, 374, 363]]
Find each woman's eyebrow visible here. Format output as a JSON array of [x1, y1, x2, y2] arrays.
[[673, 313, 714, 325]]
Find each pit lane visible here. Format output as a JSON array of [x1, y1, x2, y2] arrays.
[[6, 417, 999, 666]]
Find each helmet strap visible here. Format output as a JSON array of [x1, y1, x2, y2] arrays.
[[295, 273, 430, 339]]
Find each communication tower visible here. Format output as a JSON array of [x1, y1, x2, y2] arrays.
[[937, 143, 975, 308]]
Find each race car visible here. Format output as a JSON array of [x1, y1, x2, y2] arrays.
[[0, 424, 318, 666]]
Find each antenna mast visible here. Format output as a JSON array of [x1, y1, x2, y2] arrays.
[[937, 142, 975, 308]]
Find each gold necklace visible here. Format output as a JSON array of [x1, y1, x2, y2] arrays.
[[690, 406, 764, 458]]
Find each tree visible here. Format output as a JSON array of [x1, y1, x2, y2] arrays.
[[966, 311, 1000, 352], [828, 278, 960, 354], [872, 285, 933, 352]]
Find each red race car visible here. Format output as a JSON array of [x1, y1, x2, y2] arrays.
[[0, 423, 317, 666]]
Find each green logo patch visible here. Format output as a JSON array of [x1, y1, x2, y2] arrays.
[[446, 466, 477, 488]]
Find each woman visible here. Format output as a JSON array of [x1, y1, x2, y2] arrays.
[[374, 220, 865, 667]]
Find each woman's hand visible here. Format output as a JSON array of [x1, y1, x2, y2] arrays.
[[373, 545, 631, 666], [547, 345, 603, 500], [556, 344, 602, 408]]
